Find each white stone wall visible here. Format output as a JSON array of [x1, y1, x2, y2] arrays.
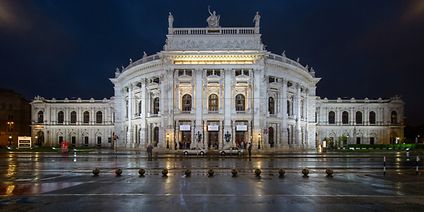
[[316, 96, 405, 146], [30, 97, 114, 147]]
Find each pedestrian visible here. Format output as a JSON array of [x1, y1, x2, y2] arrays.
[[147, 144, 153, 160], [248, 142, 252, 160]]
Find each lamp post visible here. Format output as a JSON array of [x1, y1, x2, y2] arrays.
[[166, 133, 170, 149], [7, 121, 14, 147], [258, 133, 261, 149]]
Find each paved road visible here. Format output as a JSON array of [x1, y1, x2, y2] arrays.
[[0, 151, 423, 211]]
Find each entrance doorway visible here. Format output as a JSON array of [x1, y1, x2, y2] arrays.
[[235, 131, 245, 149], [36, 131, 44, 146], [208, 131, 219, 149], [268, 127, 275, 148], [153, 127, 159, 147], [181, 131, 191, 149]]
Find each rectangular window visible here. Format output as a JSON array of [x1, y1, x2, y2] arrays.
[[71, 136, 76, 145], [370, 137, 375, 145], [84, 136, 89, 146], [356, 137, 361, 145]]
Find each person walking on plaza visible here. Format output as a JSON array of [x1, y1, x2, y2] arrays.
[[248, 142, 252, 161], [147, 144, 153, 160]]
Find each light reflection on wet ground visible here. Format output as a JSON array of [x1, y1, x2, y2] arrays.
[[0, 151, 423, 211]]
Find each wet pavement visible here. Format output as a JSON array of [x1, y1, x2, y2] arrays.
[[0, 151, 423, 211]]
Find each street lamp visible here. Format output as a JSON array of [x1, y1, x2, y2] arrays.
[[7, 121, 14, 147], [166, 133, 170, 149], [258, 133, 261, 149]]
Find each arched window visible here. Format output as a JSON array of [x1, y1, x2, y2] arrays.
[[342, 111, 349, 124], [356, 111, 363, 124], [268, 97, 275, 114], [70, 111, 77, 124], [57, 111, 64, 124], [369, 111, 376, 124], [83, 111, 89, 124], [153, 97, 159, 114], [391, 111, 398, 124], [138, 101, 142, 116], [235, 94, 245, 112], [328, 111, 335, 124], [37, 111, 44, 123], [208, 94, 219, 112], [182, 94, 192, 112], [96, 111, 102, 124]]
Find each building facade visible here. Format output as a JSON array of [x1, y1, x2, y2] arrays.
[[29, 11, 404, 149], [30, 96, 114, 147], [0, 89, 31, 147], [316, 96, 404, 147]]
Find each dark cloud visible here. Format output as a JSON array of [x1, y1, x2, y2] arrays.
[[0, 0, 423, 125]]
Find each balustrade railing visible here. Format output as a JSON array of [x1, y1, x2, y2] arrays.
[[171, 27, 256, 35]]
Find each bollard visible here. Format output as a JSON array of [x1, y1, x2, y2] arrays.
[[417, 156, 420, 176], [254, 168, 261, 177], [278, 169, 285, 178], [208, 169, 214, 177], [138, 168, 145, 177], [231, 169, 238, 177], [162, 168, 168, 177], [115, 168, 122, 176], [185, 169, 191, 177], [302, 168, 309, 177], [92, 168, 100, 176], [383, 156, 386, 176], [326, 168, 333, 177]]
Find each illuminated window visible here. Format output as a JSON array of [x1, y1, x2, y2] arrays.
[[235, 94, 245, 111], [209, 94, 219, 112], [328, 111, 335, 124], [182, 94, 192, 112]]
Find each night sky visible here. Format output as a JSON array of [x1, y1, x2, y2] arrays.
[[1, 0, 423, 126]]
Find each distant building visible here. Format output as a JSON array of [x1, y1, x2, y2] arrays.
[[316, 97, 404, 147], [0, 89, 31, 147], [30, 96, 114, 148], [29, 11, 405, 149]]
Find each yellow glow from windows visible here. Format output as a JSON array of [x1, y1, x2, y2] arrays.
[[173, 55, 256, 64]]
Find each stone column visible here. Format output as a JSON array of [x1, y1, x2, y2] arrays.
[[295, 84, 301, 147], [195, 69, 203, 147], [253, 68, 264, 149], [159, 75, 166, 148], [281, 79, 288, 149], [140, 79, 147, 147], [127, 84, 133, 147], [223, 68, 232, 149]]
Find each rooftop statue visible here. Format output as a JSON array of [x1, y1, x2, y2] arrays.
[[207, 6, 220, 28], [253, 11, 260, 28], [168, 12, 174, 28]]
